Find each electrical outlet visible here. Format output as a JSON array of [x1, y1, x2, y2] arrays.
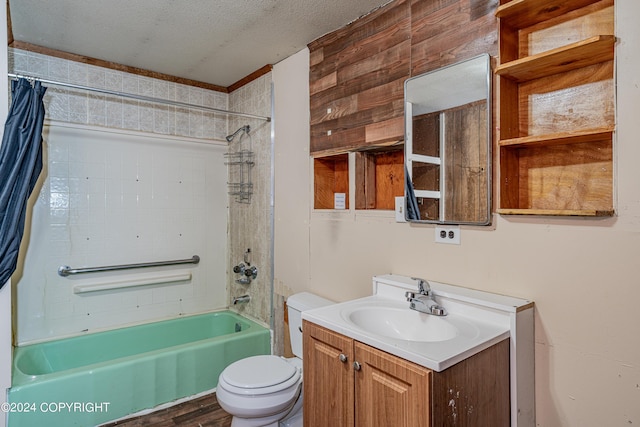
[[435, 226, 461, 245]]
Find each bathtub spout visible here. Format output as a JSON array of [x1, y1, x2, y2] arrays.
[[233, 295, 250, 305]]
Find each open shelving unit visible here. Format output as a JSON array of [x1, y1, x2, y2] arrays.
[[313, 154, 349, 209], [496, 0, 615, 216]]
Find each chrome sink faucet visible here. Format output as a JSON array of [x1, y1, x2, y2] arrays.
[[405, 277, 447, 316]]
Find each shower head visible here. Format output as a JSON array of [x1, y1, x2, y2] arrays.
[[226, 125, 250, 142]]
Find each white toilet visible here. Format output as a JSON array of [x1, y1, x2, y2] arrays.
[[216, 292, 333, 427]]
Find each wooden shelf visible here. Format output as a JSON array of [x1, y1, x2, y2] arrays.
[[499, 127, 614, 148], [495, 35, 615, 82], [495, 0, 602, 28], [314, 154, 349, 209], [355, 147, 404, 210], [497, 208, 614, 217], [497, 0, 615, 217]]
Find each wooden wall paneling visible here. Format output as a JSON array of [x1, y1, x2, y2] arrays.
[[365, 117, 404, 146], [310, 75, 406, 130], [311, 125, 365, 157], [311, 100, 404, 154], [470, 0, 499, 21], [309, 46, 325, 67], [310, 26, 410, 104], [310, 93, 358, 127], [413, 113, 440, 156], [309, 0, 411, 155], [410, 0, 498, 76], [309, 2, 410, 98], [411, 0, 459, 19], [313, 0, 410, 62], [309, 72, 338, 98], [444, 102, 488, 223], [310, 71, 406, 128], [357, 78, 406, 111], [309, 0, 500, 209]]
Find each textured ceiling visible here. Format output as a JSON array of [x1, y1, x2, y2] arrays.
[[8, 0, 389, 88]]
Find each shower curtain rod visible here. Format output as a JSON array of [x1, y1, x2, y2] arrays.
[[7, 73, 271, 122]]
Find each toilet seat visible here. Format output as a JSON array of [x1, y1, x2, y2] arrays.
[[219, 355, 301, 396]]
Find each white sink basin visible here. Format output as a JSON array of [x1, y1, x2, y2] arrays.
[[345, 306, 458, 342], [301, 275, 531, 371]]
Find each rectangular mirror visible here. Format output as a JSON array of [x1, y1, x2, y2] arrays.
[[404, 54, 491, 225]]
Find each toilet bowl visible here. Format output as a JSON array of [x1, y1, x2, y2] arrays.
[[216, 292, 333, 427]]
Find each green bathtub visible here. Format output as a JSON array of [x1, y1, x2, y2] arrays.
[[8, 311, 270, 426]]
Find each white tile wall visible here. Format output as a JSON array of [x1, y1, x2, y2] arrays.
[[8, 48, 237, 344], [9, 47, 274, 342], [17, 124, 229, 344], [9, 48, 229, 140], [228, 74, 274, 325]]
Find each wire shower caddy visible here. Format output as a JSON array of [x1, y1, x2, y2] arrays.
[[225, 125, 254, 203]]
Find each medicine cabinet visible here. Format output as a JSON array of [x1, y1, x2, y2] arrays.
[[404, 54, 492, 225]]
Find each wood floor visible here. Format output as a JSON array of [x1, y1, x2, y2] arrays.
[[101, 393, 232, 427]]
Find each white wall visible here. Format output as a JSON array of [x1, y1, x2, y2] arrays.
[[272, 1, 640, 425], [273, 49, 311, 299]]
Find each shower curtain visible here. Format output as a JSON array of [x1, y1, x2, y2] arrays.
[[0, 78, 47, 289]]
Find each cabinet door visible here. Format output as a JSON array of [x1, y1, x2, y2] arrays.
[[354, 342, 431, 427], [303, 321, 355, 427]]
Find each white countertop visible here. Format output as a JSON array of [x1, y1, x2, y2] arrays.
[[302, 274, 532, 372]]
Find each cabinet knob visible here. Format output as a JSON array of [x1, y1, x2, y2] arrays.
[[339, 353, 348, 363], [353, 361, 361, 371]]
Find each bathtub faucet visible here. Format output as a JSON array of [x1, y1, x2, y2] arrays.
[[233, 263, 258, 285], [233, 295, 251, 305]]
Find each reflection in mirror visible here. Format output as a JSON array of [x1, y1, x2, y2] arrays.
[[404, 54, 491, 225]]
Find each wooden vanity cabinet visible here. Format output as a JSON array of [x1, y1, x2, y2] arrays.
[[303, 320, 355, 426], [354, 341, 431, 427], [303, 320, 510, 427]]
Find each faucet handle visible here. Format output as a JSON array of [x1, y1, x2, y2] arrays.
[[430, 305, 447, 316], [405, 291, 416, 301], [410, 277, 429, 295]]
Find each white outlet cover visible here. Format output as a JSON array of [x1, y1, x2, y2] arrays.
[[435, 226, 461, 244]]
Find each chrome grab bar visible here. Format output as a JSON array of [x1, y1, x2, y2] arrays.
[[58, 255, 200, 277]]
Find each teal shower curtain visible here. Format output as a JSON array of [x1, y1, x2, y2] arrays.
[[0, 78, 47, 289]]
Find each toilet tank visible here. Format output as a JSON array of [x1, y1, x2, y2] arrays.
[[286, 292, 333, 358]]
